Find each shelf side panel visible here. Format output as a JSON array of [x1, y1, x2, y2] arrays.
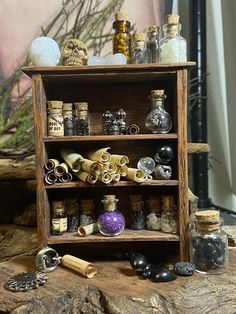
[[32, 74, 50, 247], [177, 69, 189, 261]]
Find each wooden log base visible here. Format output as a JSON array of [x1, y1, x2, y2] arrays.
[[0, 251, 235, 313]]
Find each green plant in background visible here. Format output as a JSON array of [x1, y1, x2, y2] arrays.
[[0, 0, 124, 152]]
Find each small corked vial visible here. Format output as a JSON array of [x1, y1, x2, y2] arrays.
[[146, 196, 162, 231], [47, 101, 64, 137], [190, 210, 228, 274], [74, 102, 90, 136], [66, 198, 79, 232], [129, 194, 145, 230], [159, 14, 187, 63], [131, 32, 147, 64], [112, 12, 132, 63], [79, 199, 95, 226], [98, 194, 125, 236], [161, 195, 177, 233], [146, 25, 160, 63], [63, 103, 75, 136], [51, 200, 67, 235]]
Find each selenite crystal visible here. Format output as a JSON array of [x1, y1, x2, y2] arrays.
[[88, 53, 127, 66], [30, 36, 61, 66]]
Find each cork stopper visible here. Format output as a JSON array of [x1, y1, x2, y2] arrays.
[[165, 14, 180, 25], [63, 103, 73, 111], [102, 195, 117, 211], [132, 32, 147, 42], [148, 196, 162, 212], [115, 12, 128, 21], [195, 210, 220, 233], [148, 25, 160, 33], [74, 102, 88, 111], [52, 200, 65, 213], [150, 90, 166, 102], [48, 101, 63, 109], [162, 195, 176, 212]]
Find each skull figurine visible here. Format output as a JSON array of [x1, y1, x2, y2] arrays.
[[62, 39, 88, 66]]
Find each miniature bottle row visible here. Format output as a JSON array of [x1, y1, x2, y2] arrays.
[[47, 89, 172, 137], [113, 13, 187, 64], [51, 194, 178, 236]]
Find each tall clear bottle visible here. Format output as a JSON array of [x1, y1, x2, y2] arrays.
[[131, 32, 147, 64], [113, 12, 131, 64], [146, 25, 160, 63], [74, 102, 90, 136], [145, 89, 172, 134], [159, 14, 187, 63]]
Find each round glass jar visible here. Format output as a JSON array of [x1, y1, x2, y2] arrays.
[[98, 195, 125, 236], [190, 210, 228, 274]]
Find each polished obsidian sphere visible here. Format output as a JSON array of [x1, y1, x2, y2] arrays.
[[154, 144, 174, 164]]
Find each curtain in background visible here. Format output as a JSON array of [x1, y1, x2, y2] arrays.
[[207, 0, 236, 211]]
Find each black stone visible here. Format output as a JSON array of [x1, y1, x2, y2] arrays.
[[174, 262, 195, 276], [154, 144, 174, 165], [152, 269, 176, 283], [129, 252, 148, 271]]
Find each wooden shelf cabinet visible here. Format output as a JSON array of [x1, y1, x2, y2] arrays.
[[23, 62, 195, 261]]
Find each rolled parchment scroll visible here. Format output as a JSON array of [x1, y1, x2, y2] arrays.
[[76, 171, 98, 184], [80, 158, 103, 174], [58, 172, 73, 183], [98, 170, 113, 184], [117, 165, 128, 177], [78, 222, 98, 237], [126, 167, 145, 182], [112, 173, 121, 182], [103, 162, 117, 174], [54, 162, 69, 176], [45, 170, 57, 184], [87, 147, 111, 164], [110, 154, 129, 166], [45, 158, 60, 171], [61, 254, 97, 278], [60, 148, 83, 172]]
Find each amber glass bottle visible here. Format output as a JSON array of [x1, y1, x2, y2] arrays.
[[113, 13, 131, 63]]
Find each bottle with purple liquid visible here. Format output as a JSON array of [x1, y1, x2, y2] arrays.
[[98, 195, 125, 236]]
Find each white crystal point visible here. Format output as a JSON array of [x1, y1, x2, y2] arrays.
[[88, 53, 127, 66], [29, 36, 61, 66]]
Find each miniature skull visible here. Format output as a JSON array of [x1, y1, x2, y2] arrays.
[[62, 39, 88, 66]]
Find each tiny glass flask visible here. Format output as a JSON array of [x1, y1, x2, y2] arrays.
[[63, 103, 75, 136], [113, 12, 132, 63], [131, 32, 147, 64], [66, 198, 79, 232], [51, 200, 68, 235], [47, 101, 64, 137], [159, 14, 187, 63], [146, 196, 162, 231], [145, 89, 172, 134], [74, 102, 90, 136], [161, 195, 177, 233], [129, 195, 145, 230], [80, 199, 95, 226], [146, 25, 160, 63], [98, 195, 125, 236], [190, 210, 228, 274]]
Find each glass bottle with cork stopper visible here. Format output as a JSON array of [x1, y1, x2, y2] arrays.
[[145, 89, 172, 134], [66, 198, 79, 232], [161, 195, 177, 233], [79, 199, 95, 226], [51, 200, 68, 235], [190, 210, 228, 274], [159, 14, 187, 63], [112, 12, 131, 64], [146, 196, 162, 231], [63, 103, 75, 136], [146, 25, 160, 63], [131, 32, 147, 64], [129, 194, 145, 230], [47, 101, 64, 137], [98, 195, 125, 236], [74, 102, 90, 136]]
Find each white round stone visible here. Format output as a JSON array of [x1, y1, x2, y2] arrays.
[[88, 53, 127, 66], [29, 36, 61, 66]]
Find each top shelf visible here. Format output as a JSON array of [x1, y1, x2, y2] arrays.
[[22, 62, 196, 78]]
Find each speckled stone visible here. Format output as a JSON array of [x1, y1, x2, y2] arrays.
[[174, 262, 195, 276]]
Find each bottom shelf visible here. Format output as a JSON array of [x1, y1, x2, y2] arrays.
[[48, 229, 180, 244]]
